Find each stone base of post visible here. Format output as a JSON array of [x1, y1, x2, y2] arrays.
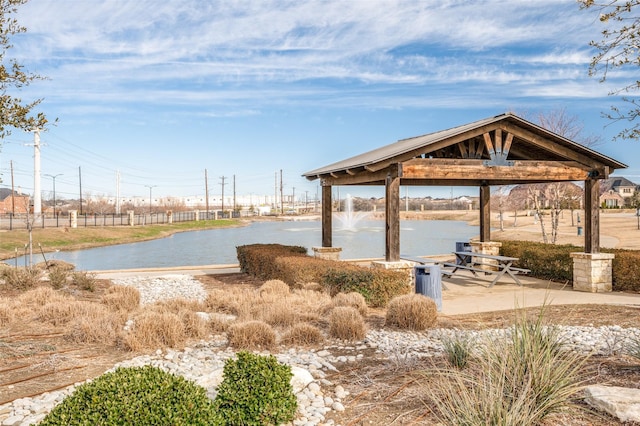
[[371, 260, 414, 286], [470, 241, 502, 271], [570, 252, 614, 293], [312, 247, 342, 261]]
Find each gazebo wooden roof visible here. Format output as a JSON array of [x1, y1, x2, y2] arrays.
[[303, 113, 627, 261]]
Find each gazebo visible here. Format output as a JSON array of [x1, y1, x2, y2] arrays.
[[303, 113, 627, 292]]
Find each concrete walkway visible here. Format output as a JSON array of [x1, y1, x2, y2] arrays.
[[94, 264, 640, 316], [439, 271, 640, 315]]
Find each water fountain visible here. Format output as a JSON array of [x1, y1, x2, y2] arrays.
[[335, 194, 370, 231]]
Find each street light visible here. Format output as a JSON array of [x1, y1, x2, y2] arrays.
[[145, 185, 157, 215], [44, 174, 62, 216]]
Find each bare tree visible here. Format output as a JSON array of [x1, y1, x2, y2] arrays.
[[579, 0, 640, 140], [534, 108, 602, 147]]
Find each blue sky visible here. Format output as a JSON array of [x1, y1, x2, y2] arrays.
[[2, 0, 639, 203]]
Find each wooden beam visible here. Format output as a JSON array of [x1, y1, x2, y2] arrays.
[[401, 158, 591, 181], [503, 132, 514, 155], [322, 185, 332, 248], [363, 123, 503, 172], [501, 123, 604, 170], [321, 167, 397, 186], [483, 133, 495, 157], [584, 179, 600, 254], [495, 129, 502, 154], [385, 171, 400, 262], [479, 184, 491, 242]]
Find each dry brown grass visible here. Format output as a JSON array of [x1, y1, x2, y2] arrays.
[[209, 313, 234, 333], [178, 310, 209, 339], [227, 320, 276, 350], [152, 297, 206, 313], [329, 306, 367, 341], [0, 297, 14, 326], [36, 300, 99, 326], [204, 288, 253, 315], [385, 293, 438, 330], [280, 323, 325, 346], [64, 305, 127, 344], [101, 285, 141, 312], [258, 279, 290, 296], [302, 282, 324, 292], [18, 286, 69, 306], [331, 291, 368, 316], [252, 298, 297, 328], [123, 311, 187, 351]]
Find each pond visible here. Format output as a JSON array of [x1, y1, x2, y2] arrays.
[[11, 219, 478, 271]]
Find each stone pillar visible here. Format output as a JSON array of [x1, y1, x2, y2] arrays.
[[166, 210, 173, 224], [371, 260, 414, 287], [69, 210, 78, 228], [312, 246, 342, 261], [194, 210, 200, 221], [470, 240, 502, 271], [570, 252, 614, 292], [127, 210, 135, 226]]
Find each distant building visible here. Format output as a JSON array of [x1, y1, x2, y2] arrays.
[[0, 188, 30, 214], [599, 177, 638, 208]]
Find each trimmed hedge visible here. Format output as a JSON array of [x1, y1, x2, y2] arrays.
[[237, 244, 410, 307], [499, 240, 640, 292], [236, 244, 307, 280], [39, 365, 220, 425]]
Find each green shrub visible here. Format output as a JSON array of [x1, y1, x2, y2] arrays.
[[499, 240, 640, 292], [48, 268, 68, 289], [71, 271, 96, 291], [213, 351, 297, 426], [238, 243, 410, 307], [39, 365, 220, 425], [321, 265, 409, 307]]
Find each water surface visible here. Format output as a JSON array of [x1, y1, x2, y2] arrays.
[[12, 219, 477, 270]]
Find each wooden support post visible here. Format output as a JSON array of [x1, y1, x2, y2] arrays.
[[584, 179, 600, 254], [479, 184, 491, 242], [322, 184, 332, 248], [385, 171, 400, 261]]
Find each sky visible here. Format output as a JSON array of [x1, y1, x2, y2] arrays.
[[2, 0, 639, 204]]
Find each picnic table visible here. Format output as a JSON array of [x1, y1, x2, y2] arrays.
[[441, 251, 530, 287]]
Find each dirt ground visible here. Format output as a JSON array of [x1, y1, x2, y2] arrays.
[[2, 272, 640, 425]]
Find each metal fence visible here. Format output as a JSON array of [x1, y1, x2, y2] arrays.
[[0, 211, 231, 230]]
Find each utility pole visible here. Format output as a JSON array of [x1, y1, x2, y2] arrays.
[[32, 129, 42, 218], [233, 174, 236, 215], [204, 169, 209, 217], [10, 160, 15, 214], [220, 176, 227, 215], [44, 174, 62, 216], [79, 166, 83, 215], [279, 169, 284, 215], [145, 185, 157, 216], [116, 171, 121, 215]]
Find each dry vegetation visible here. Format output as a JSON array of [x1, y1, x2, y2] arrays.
[[1, 271, 640, 425]]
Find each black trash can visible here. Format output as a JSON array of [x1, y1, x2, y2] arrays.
[[455, 242, 472, 265], [414, 265, 442, 311]]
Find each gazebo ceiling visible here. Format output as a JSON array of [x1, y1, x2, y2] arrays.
[[303, 113, 627, 187]]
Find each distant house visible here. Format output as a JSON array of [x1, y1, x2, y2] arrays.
[[0, 188, 30, 214], [599, 177, 638, 207]]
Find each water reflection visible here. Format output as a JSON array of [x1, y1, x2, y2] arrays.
[[10, 219, 477, 271]]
